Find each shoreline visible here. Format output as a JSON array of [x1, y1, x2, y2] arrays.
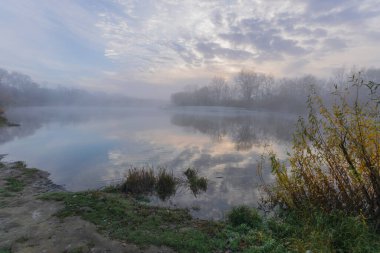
[[0, 160, 175, 253], [1, 159, 379, 253]]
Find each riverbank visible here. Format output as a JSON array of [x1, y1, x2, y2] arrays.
[[1, 159, 379, 253], [0, 160, 174, 253]]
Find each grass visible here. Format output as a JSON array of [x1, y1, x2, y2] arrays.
[[66, 246, 86, 253], [123, 168, 156, 194], [119, 167, 207, 201], [184, 168, 208, 196], [227, 206, 262, 228], [267, 208, 380, 253], [40, 189, 380, 253], [38, 166, 380, 252], [156, 169, 178, 200], [2, 159, 378, 252], [0, 177, 25, 201], [121, 167, 179, 200], [4, 178, 24, 192], [40, 191, 225, 253], [0, 161, 36, 208]]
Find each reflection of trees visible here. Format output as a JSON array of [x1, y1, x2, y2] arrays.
[[171, 112, 296, 151], [232, 122, 257, 151], [171, 113, 228, 143], [0, 107, 148, 145]]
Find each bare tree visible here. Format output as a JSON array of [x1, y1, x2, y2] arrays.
[[208, 76, 230, 105], [235, 70, 259, 104]]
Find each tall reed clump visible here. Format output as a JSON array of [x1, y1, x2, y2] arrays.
[[123, 167, 156, 194], [156, 169, 177, 200], [122, 167, 178, 200], [265, 73, 380, 228]]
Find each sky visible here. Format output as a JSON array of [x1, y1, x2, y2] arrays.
[[0, 0, 379, 98]]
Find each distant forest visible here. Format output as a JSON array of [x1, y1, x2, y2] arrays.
[[171, 68, 380, 113], [0, 68, 154, 107]]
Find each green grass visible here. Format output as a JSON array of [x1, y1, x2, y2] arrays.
[[40, 191, 226, 253], [5, 178, 24, 192], [267, 208, 380, 253], [0, 163, 36, 205], [2, 161, 379, 252], [227, 206, 262, 228], [66, 246, 86, 253], [0, 248, 11, 253], [40, 191, 380, 253], [0, 177, 25, 202]]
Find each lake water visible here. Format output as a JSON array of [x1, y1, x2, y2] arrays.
[[0, 106, 297, 219]]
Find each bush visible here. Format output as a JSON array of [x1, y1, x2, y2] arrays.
[[265, 73, 380, 228], [267, 208, 380, 252], [227, 206, 262, 228]]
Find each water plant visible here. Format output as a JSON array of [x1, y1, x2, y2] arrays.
[[184, 168, 208, 196], [120, 167, 207, 200], [156, 168, 178, 200], [121, 167, 179, 200], [122, 167, 156, 194]]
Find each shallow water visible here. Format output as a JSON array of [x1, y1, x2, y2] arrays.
[[0, 106, 297, 219]]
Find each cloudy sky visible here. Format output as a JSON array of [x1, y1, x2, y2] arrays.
[[0, 0, 379, 98]]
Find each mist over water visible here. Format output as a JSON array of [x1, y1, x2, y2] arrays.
[[0, 106, 296, 219]]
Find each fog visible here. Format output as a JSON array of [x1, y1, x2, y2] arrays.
[[0, 68, 162, 107], [0, 106, 293, 218], [171, 68, 380, 114], [2, 67, 380, 115]]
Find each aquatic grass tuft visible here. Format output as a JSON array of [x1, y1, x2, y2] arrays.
[[184, 168, 208, 196], [122, 167, 156, 194], [119, 167, 207, 200], [156, 168, 177, 200]]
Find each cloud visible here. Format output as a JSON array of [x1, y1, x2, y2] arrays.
[[0, 0, 379, 98], [195, 42, 253, 61]]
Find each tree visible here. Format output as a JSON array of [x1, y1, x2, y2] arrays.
[[234, 70, 259, 105], [208, 76, 230, 105]]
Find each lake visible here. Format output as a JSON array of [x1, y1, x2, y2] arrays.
[[0, 106, 297, 219]]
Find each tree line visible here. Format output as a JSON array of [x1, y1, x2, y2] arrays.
[[171, 68, 380, 113], [0, 68, 154, 107]]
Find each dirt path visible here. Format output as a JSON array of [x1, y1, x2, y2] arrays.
[[0, 161, 174, 253]]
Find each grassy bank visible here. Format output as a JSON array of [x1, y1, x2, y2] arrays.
[[2, 158, 379, 252], [40, 189, 380, 253]]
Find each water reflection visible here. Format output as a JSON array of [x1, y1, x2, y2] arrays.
[[171, 111, 295, 151], [0, 107, 297, 219]]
